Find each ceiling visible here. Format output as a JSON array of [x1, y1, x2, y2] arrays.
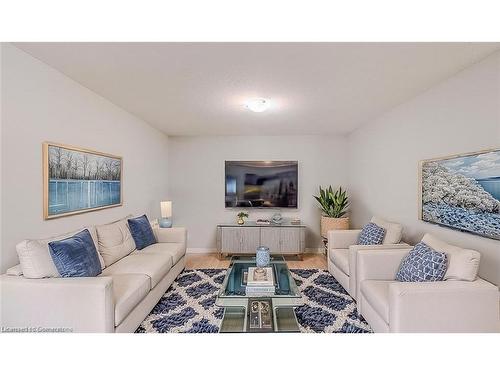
[[15, 42, 500, 136]]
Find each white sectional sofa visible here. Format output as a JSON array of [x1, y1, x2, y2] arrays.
[[356, 234, 500, 333], [327, 216, 411, 299], [0, 217, 187, 333]]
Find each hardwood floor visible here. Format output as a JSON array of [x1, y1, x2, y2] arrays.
[[185, 252, 327, 270]]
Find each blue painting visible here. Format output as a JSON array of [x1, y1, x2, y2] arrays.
[[44, 143, 122, 219], [421, 149, 500, 240]]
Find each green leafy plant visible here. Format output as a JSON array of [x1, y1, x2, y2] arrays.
[[237, 211, 249, 219], [313, 186, 349, 218]]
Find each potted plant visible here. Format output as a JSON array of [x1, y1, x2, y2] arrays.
[[313, 186, 350, 237], [237, 211, 249, 225]]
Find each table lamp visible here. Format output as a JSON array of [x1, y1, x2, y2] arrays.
[[159, 201, 172, 228]]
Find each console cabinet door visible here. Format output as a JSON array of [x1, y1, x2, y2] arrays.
[[221, 227, 241, 253], [220, 226, 304, 255], [260, 227, 280, 254], [280, 228, 301, 253], [240, 227, 261, 253]]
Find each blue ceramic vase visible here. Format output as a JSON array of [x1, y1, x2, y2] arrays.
[[256, 246, 270, 268]]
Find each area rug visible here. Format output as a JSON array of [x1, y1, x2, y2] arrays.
[[136, 268, 372, 333]]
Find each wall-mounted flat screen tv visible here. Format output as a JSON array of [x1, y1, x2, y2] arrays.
[[225, 161, 298, 208]]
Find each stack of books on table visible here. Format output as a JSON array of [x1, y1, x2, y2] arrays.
[[245, 267, 275, 296]]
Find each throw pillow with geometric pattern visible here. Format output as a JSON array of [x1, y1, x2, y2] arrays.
[[396, 242, 448, 282], [357, 222, 386, 245]]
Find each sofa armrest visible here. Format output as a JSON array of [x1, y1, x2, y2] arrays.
[[0, 275, 114, 333], [348, 243, 411, 252], [327, 229, 361, 250], [356, 248, 411, 303], [154, 227, 187, 246], [347, 243, 412, 298], [388, 279, 500, 332], [357, 248, 410, 280]]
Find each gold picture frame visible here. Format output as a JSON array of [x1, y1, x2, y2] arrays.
[[43, 142, 123, 220], [418, 147, 500, 240]]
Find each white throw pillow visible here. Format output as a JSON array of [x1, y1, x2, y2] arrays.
[[16, 226, 104, 279], [422, 233, 480, 281], [371, 216, 403, 244], [96, 216, 136, 267]]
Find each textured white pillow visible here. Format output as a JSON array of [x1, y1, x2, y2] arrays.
[[96, 217, 136, 267], [422, 233, 480, 281], [371, 216, 403, 244], [16, 226, 104, 279]]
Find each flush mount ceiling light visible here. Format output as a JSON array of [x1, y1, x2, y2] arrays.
[[245, 98, 271, 112]]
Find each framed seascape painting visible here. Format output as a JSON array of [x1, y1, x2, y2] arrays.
[[419, 148, 500, 240], [43, 142, 122, 219]]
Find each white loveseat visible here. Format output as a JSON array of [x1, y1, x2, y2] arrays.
[[327, 216, 411, 299], [0, 217, 187, 333], [356, 234, 500, 333]]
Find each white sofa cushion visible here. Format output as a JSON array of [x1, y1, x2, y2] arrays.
[[371, 216, 403, 244], [6, 264, 23, 276], [110, 273, 150, 326], [360, 280, 393, 323], [101, 253, 173, 288], [422, 234, 480, 281], [330, 248, 350, 275], [16, 226, 105, 279], [96, 217, 136, 267], [135, 242, 186, 265]]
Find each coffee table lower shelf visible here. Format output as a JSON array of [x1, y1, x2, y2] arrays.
[[217, 256, 302, 333], [219, 305, 300, 333]]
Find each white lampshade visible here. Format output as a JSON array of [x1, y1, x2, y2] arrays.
[[160, 201, 172, 218]]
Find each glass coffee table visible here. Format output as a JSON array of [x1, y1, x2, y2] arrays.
[[215, 255, 303, 333]]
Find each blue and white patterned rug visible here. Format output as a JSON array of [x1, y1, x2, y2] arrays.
[[136, 268, 372, 333]]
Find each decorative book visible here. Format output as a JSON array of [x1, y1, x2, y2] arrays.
[[247, 298, 274, 332], [246, 286, 276, 297], [247, 267, 274, 286]]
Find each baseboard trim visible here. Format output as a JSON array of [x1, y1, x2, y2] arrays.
[[186, 248, 218, 254], [305, 247, 325, 254]]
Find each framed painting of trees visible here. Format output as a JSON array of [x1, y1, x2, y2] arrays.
[[43, 142, 122, 219]]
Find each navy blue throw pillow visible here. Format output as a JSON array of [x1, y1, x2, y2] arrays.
[[396, 242, 448, 282], [128, 214, 157, 250], [357, 222, 386, 245], [48, 229, 102, 277]]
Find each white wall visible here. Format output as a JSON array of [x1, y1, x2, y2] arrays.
[[168, 135, 348, 251], [3, 42, 498, 284], [0, 44, 170, 273], [348, 51, 500, 286]]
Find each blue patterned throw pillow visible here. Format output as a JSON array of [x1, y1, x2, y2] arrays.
[[128, 214, 157, 250], [357, 222, 386, 245], [396, 242, 448, 282], [48, 229, 102, 277]]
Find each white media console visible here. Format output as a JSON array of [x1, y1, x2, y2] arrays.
[[216, 222, 306, 258]]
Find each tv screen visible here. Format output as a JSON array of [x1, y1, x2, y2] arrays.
[[225, 161, 298, 208]]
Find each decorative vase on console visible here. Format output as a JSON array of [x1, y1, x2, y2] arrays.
[[271, 212, 283, 225], [256, 246, 270, 268], [237, 211, 249, 225]]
